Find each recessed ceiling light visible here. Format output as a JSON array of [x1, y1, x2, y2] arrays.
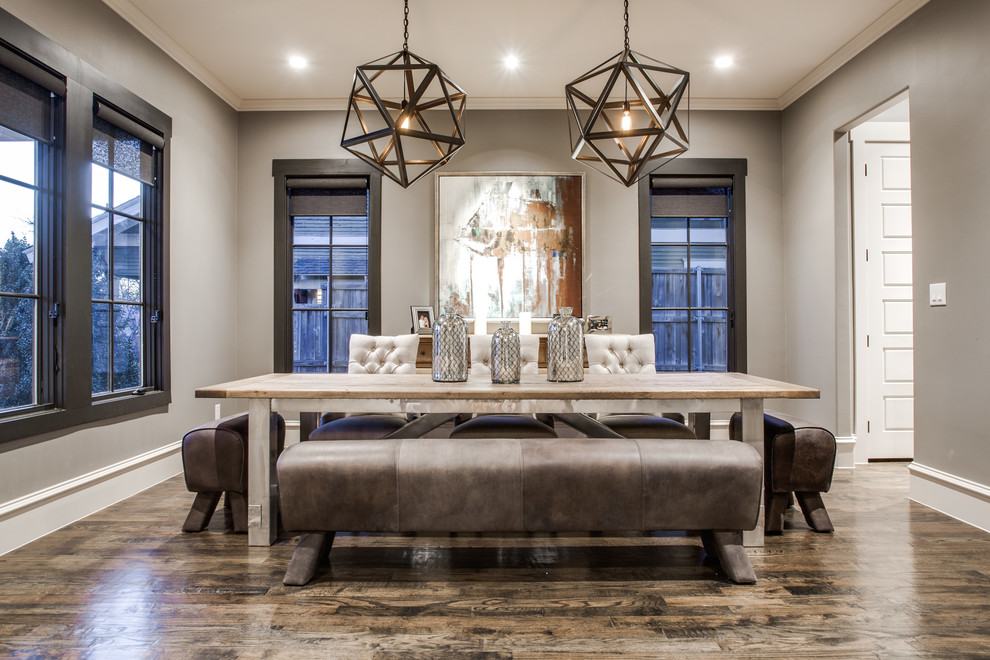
[[715, 55, 734, 69], [504, 54, 520, 70], [289, 55, 308, 70]]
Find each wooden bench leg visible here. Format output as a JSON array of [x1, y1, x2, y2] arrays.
[[283, 532, 336, 586], [702, 530, 757, 584], [225, 491, 248, 533], [182, 491, 221, 532], [796, 492, 834, 533], [765, 492, 789, 534]]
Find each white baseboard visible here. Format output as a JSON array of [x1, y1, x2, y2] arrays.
[[909, 462, 990, 534], [835, 435, 857, 469], [0, 442, 182, 556]]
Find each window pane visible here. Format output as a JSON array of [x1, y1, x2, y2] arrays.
[[331, 247, 368, 308], [0, 187, 35, 295], [689, 217, 727, 244], [691, 310, 728, 372], [112, 171, 142, 217], [0, 296, 35, 408], [91, 164, 110, 211], [652, 309, 689, 372], [292, 310, 328, 372], [92, 214, 110, 298], [292, 216, 330, 246], [92, 302, 111, 393], [113, 216, 142, 302], [113, 303, 142, 389], [331, 311, 368, 373], [0, 134, 36, 185], [332, 216, 369, 245], [293, 247, 329, 309], [651, 217, 686, 243], [689, 246, 727, 309]]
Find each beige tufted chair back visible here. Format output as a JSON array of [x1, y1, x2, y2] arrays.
[[585, 334, 657, 375], [348, 334, 419, 374], [469, 334, 540, 375]]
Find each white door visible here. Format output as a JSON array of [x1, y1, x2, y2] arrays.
[[852, 123, 913, 460]]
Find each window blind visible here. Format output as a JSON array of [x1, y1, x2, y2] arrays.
[[288, 177, 369, 217], [0, 43, 63, 144], [92, 100, 163, 185], [650, 176, 732, 218]]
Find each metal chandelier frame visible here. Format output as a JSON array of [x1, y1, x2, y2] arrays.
[[340, 0, 467, 188], [564, 0, 690, 186]]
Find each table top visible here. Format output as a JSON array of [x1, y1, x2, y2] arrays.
[[195, 371, 819, 402]]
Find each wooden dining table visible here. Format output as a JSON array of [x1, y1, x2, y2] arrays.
[[195, 371, 820, 547]]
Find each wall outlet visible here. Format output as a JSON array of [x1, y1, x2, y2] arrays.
[[929, 282, 947, 306], [215, 403, 222, 420]]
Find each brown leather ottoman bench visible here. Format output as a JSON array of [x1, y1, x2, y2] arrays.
[[275, 436, 763, 585], [181, 412, 285, 533], [730, 411, 836, 534]]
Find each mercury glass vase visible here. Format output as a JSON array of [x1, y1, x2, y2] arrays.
[[491, 321, 521, 384], [432, 312, 468, 382], [546, 307, 584, 382]]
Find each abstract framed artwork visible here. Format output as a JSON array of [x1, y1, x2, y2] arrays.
[[435, 172, 584, 321]]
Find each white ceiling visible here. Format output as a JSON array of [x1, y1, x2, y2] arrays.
[[101, 0, 928, 112]]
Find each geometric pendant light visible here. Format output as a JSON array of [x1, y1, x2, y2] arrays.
[[341, 0, 467, 188], [564, 0, 689, 186]]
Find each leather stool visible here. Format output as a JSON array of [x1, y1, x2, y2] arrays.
[[181, 412, 285, 532], [730, 411, 836, 533]]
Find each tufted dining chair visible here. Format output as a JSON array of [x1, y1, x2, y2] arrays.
[[584, 333, 696, 439], [308, 333, 419, 440], [447, 334, 557, 439]]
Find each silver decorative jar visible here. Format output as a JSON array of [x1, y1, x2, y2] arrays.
[[432, 312, 468, 382], [491, 321, 521, 384], [546, 306, 584, 382]]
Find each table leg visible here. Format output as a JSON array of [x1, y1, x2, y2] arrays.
[[740, 398, 765, 547], [386, 412, 460, 438], [247, 398, 278, 546], [554, 413, 625, 438]]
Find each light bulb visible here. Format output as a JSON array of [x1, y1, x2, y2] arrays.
[[399, 99, 410, 130], [621, 102, 632, 131], [401, 115, 410, 129]]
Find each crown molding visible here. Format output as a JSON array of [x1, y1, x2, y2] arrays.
[[103, 0, 927, 115], [99, 0, 242, 109], [778, 0, 929, 108], [238, 96, 782, 113]]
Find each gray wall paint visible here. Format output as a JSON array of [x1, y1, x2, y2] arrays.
[[236, 109, 785, 380], [781, 0, 990, 485], [0, 0, 239, 501]]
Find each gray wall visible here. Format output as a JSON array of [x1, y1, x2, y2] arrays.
[[0, 0, 239, 502], [237, 109, 785, 380], [781, 0, 990, 485]]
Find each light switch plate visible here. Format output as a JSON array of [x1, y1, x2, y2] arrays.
[[930, 282, 947, 306]]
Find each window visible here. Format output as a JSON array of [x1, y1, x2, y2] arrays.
[[1, 13, 171, 442], [90, 101, 165, 396], [0, 43, 64, 414], [273, 161, 381, 373], [639, 160, 747, 372]]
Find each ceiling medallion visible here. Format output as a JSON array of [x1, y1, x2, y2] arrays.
[[341, 0, 466, 188], [564, 0, 689, 186]]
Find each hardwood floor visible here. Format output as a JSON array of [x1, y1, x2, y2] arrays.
[[1, 462, 988, 658]]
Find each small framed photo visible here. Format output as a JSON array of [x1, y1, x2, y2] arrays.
[[584, 315, 611, 334], [411, 305, 435, 333]]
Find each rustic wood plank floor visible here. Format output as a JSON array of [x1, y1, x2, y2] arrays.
[[1, 462, 988, 658]]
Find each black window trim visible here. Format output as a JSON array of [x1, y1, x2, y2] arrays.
[[1, 9, 171, 444], [638, 158, 747, 373], [272, 159, 382, 373]]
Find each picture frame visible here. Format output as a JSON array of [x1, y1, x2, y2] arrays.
[[584, 315, 612, 334], [435, 172, 585, 321], [410, 305, 435, 334]]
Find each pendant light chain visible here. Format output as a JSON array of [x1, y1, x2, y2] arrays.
[[623, 0, 630, 51], [403, 0, 410, 52]]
